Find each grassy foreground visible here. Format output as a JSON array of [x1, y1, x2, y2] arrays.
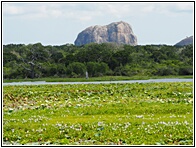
[[3, 75, 193, 83], [3, 82, 193, 145]]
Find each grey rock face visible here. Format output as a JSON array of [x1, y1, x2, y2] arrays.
[[175, 36, 193, 46], [74, 21, 137, 46]]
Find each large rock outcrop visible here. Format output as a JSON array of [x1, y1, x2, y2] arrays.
[[74, 21, 137, 46], [175, 36, 193, 46]]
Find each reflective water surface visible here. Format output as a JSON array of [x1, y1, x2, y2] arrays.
[[3, 78, 193, 86]]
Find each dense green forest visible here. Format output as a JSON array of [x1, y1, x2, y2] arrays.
[[3, 43, 193, 79]]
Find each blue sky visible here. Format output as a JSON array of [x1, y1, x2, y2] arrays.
[[2, 1, 194, 45]]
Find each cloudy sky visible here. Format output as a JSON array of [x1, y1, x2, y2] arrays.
[[2, 1, 194, 45]]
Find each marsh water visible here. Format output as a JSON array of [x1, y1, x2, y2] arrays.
[[3, 78, 193, 86]]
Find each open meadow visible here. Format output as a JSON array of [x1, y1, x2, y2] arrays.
[[3, 82, 193, 145]]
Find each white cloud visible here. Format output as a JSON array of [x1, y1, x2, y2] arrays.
[[3, 3, 64, 19], [149, 2, 193, 14], [3, 2, 193, 21], [3, 3, 26, 15], [174, 3, 193, 12], [141, 5, 156, 13]]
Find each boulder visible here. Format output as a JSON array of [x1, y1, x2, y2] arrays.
[[175, 36, 193, 46], [74, 21, 137, 46]]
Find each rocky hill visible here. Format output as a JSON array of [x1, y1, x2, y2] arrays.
[[175, 36, 193, 46], [74, 21, 137, 46]]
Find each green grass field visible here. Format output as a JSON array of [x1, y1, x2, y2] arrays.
[[3, 82, 193, 145]]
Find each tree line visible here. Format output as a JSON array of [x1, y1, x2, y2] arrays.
[[3, 42, 193, 79]]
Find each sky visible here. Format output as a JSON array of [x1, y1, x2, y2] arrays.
[[2, 1, 194, 46]]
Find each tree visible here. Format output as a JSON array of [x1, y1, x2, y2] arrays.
[[3, 52, 18, 65], [66, 62, 86, 77], [3, 43, 193, 79], [180, 45, 193, 65], [18, 43, 49, 79], [86, 62, 98, 77], [86, 62, 110, 77], [51, 52, 64, 63], [97, 62, 110, 76]]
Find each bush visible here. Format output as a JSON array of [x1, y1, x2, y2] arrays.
[[154, 66, 178, 76], [179, 66, 193, 75]]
